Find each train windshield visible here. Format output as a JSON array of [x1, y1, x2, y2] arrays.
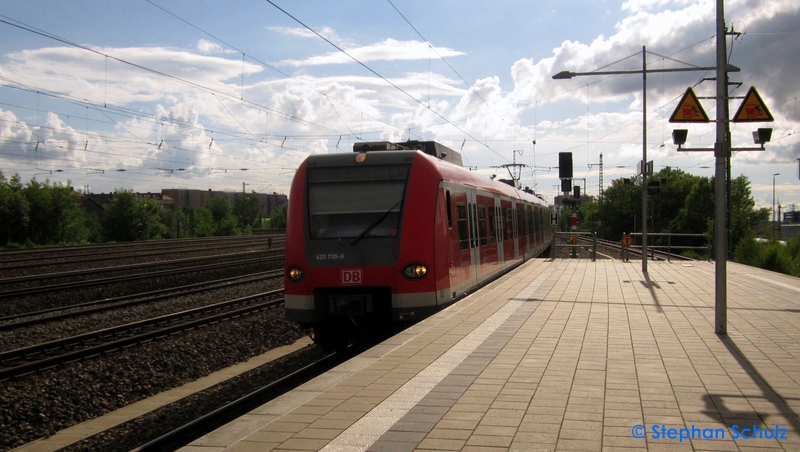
[[307, 164, 411, 240]]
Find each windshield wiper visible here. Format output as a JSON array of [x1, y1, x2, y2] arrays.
[[350, 201, 401, 246]]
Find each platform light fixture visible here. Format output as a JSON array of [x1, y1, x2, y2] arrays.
[[674, 127, 772, 151], [753, 128, 772, 145], [672, 129, 688, 146]]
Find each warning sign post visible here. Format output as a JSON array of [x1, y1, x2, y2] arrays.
[[732, 86, 774, 122], [670, 87, 710, 123]]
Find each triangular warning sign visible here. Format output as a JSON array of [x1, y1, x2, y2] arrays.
[[669, 87, 710, 123], [733, 86, 774, 122]]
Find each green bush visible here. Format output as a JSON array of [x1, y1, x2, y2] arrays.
[[734, 235, 800, 277]]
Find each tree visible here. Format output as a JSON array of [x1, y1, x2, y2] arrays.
[[267, 203, 288, 229], [206, 196, 239, 236], [0, 174, 88, 247], [729, 175, 769, 251], [597, 169, 764, 260], [577, 199, 599, 232], [207, 196, 233, 223], [598, 176, 641, 240], [669, 176, 714, 236], [161, 205, 188, 239], [22, 178, 88, 245], [234, 194, 262, 232], [102, 190, 167, 242], [0, 172, 30, 247], [193, 207, 216, 237]]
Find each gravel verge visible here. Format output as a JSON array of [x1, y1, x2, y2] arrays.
[[0, 307, 308, 452], [0, 278, 284, 353], [0, 260, 279, 318]]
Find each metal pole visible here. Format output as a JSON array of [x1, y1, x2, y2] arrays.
[[642, 46, 648, 273], [773, 173, 780, 230], [714, 0, 729, 335]]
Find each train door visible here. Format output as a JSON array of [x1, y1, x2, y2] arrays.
[[512, 202, 519, 259], [491, 196, 504, 266], [467, 189, 481, 285], [526, 204, 533, 257]]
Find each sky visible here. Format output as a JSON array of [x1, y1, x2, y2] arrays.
[[0, 0, 798, 215]]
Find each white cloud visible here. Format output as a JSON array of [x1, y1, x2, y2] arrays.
[[268, 26, 352, 47], [1, 46, 263, 106], [197, 39, 222, 54], [277, 39, 466, 67], [196, 39, 235, 55]]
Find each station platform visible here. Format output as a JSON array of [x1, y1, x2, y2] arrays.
[[183, 259, 800, 451]]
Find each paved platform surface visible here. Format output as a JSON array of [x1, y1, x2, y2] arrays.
[[183, 259, 800, 451]]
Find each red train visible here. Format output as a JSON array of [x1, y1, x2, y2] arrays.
[[284, 141, 552, 347]]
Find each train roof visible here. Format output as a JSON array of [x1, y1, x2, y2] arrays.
[[301, 142, 547, 206], [353, 140, 463, 167], [418, 151, 546, 206]]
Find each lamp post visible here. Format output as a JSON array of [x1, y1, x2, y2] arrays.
[[553, 49, 717, 273], [773, 172, 780, 230], [557, 0, 744, 335]]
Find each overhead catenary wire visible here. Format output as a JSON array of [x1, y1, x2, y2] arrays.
[[263, 0, 508, 164], [143, 0, 401, 141]]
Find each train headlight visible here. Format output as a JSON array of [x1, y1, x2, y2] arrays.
[[287, 266, 304, 282], [402, 263, 428, 280]]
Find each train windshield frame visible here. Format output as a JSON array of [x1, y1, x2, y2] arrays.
[[307, 164, 411, 240]]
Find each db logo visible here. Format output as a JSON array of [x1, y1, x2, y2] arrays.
[[341, 269, 363, 285]]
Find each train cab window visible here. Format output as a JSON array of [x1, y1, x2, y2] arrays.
[[307, 164, 410, 240], [445, 190, 452, 229], [478, 204, 488, 246], [456, 202, 468, 250]]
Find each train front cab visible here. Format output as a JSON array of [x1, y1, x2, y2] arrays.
[[284, 150, 442, 346]]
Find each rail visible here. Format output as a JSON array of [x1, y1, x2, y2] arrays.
[[549, 231, 709, 262], [551, 231, 598, 261], [629, 232, 710, 262], [0, 291, 285, 380]]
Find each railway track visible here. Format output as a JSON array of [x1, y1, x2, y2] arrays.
[[0, 248, 281, 289], [553, 232, 700, 262], [0, 252, 282, 304], [0, 235, 304, 452], [131, 348, 348, 452], [0, 236, 283, 273], [0, 271, 283, 332], [0, 290, 285, 380], [0, 234, 281, 261]]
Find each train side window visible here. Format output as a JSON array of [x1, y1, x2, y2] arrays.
[[456, 202, 468, 250], [478, 204, 488, 246], [528, 207, 534, 235]]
